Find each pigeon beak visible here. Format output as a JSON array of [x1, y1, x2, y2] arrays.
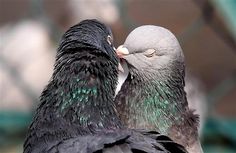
[[116, 45, 129, 73], [118, 62, 124, 73], [116, 45, 129, 58]]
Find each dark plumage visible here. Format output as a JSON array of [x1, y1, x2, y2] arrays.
[[23, 20, 187, 153], [115, 25, 202, 153]]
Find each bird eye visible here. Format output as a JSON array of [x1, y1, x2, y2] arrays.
[[143, 49, 156, 57], [107, 35, 113, 45]]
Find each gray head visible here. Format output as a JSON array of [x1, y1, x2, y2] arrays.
[[117, 25, 185, 78]]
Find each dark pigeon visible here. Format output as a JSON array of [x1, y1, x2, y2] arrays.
[[23, 20, 187, 153], [115, 25, 202, 153]]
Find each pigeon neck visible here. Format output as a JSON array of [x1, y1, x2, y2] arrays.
[[116, 64, 190, 131], [116, 67, 199, 148], [134, 70, 188, 130], [45, 51, 122, 133]]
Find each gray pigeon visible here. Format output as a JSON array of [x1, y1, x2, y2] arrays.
[[115, 25, 203, 153]]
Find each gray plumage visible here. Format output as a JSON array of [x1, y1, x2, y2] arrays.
[[115, 25, 203, 153]]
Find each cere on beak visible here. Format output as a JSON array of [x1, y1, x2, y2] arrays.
[[116, 45, 129, 58]]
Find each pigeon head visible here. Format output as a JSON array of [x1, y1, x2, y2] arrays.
[[58, 19, 117, 64], [117, 25, 185, 80], [52, 19, 119, 99], [53, 19, 119, 92]]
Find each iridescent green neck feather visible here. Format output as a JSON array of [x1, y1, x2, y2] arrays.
[[117, 73, 184, 132], [30, 50, 121, 140], [115, 65, 199, 146]]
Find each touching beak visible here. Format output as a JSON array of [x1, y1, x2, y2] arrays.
[[118, 63, 124, 73], [116, 45, 129, 73], [116, 45, 129, 58]]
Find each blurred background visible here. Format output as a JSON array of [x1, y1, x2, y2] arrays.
[[0, 0, 235, 152]]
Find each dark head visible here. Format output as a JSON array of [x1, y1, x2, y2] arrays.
[[57, 19, 117, 65], [52, 19, 118, 89], [116, 25, 185, 81]]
